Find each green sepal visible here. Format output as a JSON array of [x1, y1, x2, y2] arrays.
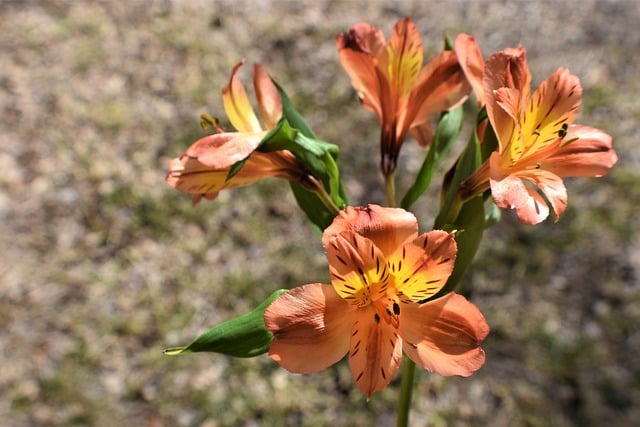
[[401, 105, 464, 210], [164, 289, 287, 358]]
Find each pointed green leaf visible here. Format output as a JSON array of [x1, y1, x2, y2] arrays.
[[272, 79, 316, 139], [164, 289, 287, 358]]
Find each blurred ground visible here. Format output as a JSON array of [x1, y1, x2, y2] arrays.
[[1, 0, 639, 426]]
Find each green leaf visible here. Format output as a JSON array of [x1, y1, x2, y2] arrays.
[[289, 182, 334, 234], [401, 105, 464, 209], [272, 79, 316, 139], [164, 289, 287, 358]]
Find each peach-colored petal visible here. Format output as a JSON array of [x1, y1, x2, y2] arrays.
[[325, 232, 390, 307], [401, 293, 489, 376], [454, 33, 485, 106], [348, 306, 403, 396], [253, 63, 282, 130], [489, 152, 550, 224], [166, 156, 227, 203], [544, 125, 617, 177], [265, 283, 354, 374], [182, 132, 263, 169], [519, 169, 568, 222], [166, 150, 289, 203], [393, 231, 457, 302], [222, 62, 262, 134], [322, 205, 418, 259]]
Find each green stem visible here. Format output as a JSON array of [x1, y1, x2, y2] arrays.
[[313, 180, 341, 216], [385, 172, 397, 207], [396, 357, 416, 427]]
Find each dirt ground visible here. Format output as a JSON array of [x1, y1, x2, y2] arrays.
[[1, 0, 639, 426]]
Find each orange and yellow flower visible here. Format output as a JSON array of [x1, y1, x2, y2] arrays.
[[166, 62, 309, 205], [337, 18, 472, 175], [461, 48, 618, 224], [264, 205, 489, 397]]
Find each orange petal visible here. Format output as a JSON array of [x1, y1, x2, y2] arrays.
[[489, 153, 550, 224], [322, 205, 419, 260], [222, 62, 263, 134], [401, 293, 489, 377], [393, 230, 457, 302], [337, 46, 386, 119], [484, 48, 530, 153], [264, 283, 353, 374], [520, 68, 582, 156], [348, 306, 403, 397], [406, 50, 471, 137], [253, 63, 282, 130], [544, 125, 617, 177], [454, 33, 485, 106], [383, 17, 423, 99]]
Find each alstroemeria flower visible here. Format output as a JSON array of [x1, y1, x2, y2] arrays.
[[337, 18, 471, 175], [166, 62, 309, 204], [461, 48, 618, 224], [264, 205, 489, 397]]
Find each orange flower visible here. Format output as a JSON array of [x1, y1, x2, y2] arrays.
[[166, 62, 309, 204], [461, 48, 618, 224], [264, 205, 489, 397], [337, 18, 471, 175]]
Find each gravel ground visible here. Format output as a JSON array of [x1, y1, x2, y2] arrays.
[[1, 1, 639, 426]]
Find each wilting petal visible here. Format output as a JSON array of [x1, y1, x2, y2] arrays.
[[349, 306, 403, 397], [253, 63, 282, 130], [166, 156, 227, 203], [265, 284, 354, 374], [166, 150, 289, 204], [489, 153, 550, 224], [401, 293, 489, 377], [339, 22, 386, 56], [454, 33, 485, 106], [222, 62, 262, 134], [322, 205, 418, 259], [325, 232, 390, 307], [182, 132, 263, 169], [544, 125, 618, 177], [393, 231, 457, 302]]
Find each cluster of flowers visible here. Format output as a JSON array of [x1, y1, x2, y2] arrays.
[[166, 18, 617, 398]]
